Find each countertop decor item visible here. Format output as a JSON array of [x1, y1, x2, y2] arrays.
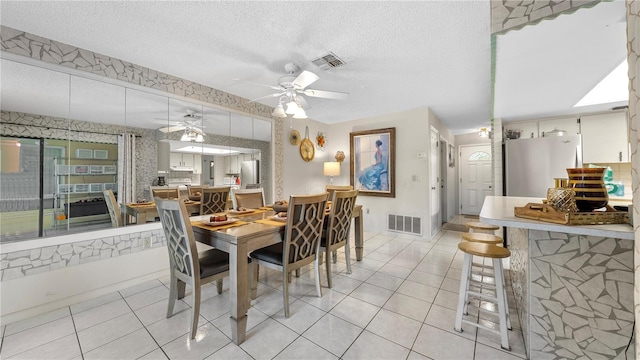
[[567, 167, 608, 211]]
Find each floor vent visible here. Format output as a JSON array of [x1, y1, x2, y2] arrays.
[[387, 214, 422, 235], [311, 52, 346, 70]]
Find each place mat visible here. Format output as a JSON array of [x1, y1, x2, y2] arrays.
[[254, 218, 286, 227], [191, 220, 249, 231]]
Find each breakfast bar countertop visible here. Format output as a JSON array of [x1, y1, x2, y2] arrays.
[[480, 196, 634, 240]]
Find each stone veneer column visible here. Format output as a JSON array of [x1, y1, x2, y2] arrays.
[[628, 0, 640, 358]]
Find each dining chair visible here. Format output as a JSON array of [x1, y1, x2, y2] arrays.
[[200, 186, 231, 215], [187, 185, 204, 197], [250, 193, 328, 317], [325, 185, 353, 200], [320, 189, 358, 288], [150, 186, 179, 199], [231, 187, 265, 209], [103, 189, 122, 228], [155, 198, 231, 339]]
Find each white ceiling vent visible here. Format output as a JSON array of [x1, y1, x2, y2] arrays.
[[311, 52, 346, 70]]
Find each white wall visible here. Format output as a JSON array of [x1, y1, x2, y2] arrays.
[[282, 107, 455, 237]]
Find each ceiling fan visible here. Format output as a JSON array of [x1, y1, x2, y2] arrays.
[[239, 63, 349, 119], [153, 110, 205, 142]]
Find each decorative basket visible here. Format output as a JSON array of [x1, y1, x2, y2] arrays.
[[546, 187, 578, 213]]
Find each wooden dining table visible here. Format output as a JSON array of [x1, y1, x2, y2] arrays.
[[122, 200, 201, 225], [190, 204, 363, 345]]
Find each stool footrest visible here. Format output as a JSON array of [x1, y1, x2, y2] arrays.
[[461, 319, 502, 336], [466, 290, 497, 301]]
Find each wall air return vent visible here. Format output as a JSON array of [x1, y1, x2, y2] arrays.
[[387, 213, 422, 235], [311, 52, 346, 70]]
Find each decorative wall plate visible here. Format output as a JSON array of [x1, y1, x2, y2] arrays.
[[300, 126, 314, 162], [289, 129, 301, 145]]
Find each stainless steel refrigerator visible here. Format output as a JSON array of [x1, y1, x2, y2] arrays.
[[240, 160, 260, 189], [505, 134, 582, 198]]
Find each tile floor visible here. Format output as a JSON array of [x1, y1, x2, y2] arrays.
[[0, 216, 527, 360]]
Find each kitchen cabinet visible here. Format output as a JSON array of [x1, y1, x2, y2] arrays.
[[225, 155, 240, 174], [169, 153, 201, 171], [580, 112, 628, 163], [539, 116, 580, 137], [503, 121, 539, 139]]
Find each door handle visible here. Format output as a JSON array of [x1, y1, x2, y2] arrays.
[[431, 187, 436, 190]]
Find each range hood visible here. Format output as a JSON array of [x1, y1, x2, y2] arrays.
[[170, 166, 194, 172]]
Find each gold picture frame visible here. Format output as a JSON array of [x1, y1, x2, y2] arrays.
[[350, 127, 395, 197]]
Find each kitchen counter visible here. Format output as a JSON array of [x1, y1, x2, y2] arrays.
[[480, 196, 633, 240], [479, 196, 634, 359]]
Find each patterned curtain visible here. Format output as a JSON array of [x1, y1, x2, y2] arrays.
[[118, 133, 136, 205]]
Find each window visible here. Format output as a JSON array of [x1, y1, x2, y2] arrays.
[[468, 151, 490, 161]]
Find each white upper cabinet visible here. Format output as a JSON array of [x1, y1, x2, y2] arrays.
[[580, 112, 628, 163], [539, 116, 580, 137]]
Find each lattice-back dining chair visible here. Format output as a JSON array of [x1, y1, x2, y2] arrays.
[[325, 185, 353, 200], [150, 186, 179, 199], [187, 185, 204, 197], [321, 189, 358, 288], [155, 198, 230, 339], [250, 193, 328, 317], [103, 189, 122, 228], [231, 187, 265, 209], [200, 186, 231, 215]]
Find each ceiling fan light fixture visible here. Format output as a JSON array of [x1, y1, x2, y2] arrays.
[[285, 101, 299, 115], [180, 131, 191, 142], [293, 107, 307, 119], [195, 133, 204, 142], [272, 103, 287, 117]]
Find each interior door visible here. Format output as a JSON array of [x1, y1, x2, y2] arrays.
[[430, 127, 441, 235], [460, 144, 492, 215]]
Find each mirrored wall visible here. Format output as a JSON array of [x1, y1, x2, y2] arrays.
[[0, 56, 272, 242]]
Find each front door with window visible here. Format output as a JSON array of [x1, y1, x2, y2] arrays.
[[459, 145, 492, 215]]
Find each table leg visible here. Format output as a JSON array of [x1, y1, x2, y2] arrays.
[[354, 208, 363, 261], [229, 243, 249, 344]]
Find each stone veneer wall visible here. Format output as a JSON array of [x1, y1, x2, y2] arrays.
[[491, 0, 600, 34], [0, 25, 285, 202], [509, 228, 634, 359]]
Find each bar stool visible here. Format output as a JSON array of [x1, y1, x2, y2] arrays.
[[455, 241, 511, 351], [465, 221, 499, 234]]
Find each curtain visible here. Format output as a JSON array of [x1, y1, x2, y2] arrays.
[[118, 133, 136, 205]]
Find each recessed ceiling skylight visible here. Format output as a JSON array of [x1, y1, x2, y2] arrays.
[[574, 59, 628, 107]]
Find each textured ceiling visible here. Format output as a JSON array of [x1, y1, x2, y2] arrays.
[[0, 1, 627, 135]]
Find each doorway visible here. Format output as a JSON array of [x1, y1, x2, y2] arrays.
[[459, 144, 492, 215], [430, 127, 441, 236]]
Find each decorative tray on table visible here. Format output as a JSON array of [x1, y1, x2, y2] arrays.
[[514, 203, 629, 225]]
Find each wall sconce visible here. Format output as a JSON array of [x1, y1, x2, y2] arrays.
[[334, 151, 345, 163], [323, 161, 340, 184]]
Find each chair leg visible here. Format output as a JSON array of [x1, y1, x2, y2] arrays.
[[283, 269, 290, 318], [177, 279, 186, 299], [251, 262, 258, 300], [325, 249, 333, 288], [216, 279, 223, 294], [190, 284, 201, 339], [167, 273, 178, 318], [332, 250, 337, 264], [314, 258, 322, 298], [344, 242, 352, 274], [295, 269, 300, 278]]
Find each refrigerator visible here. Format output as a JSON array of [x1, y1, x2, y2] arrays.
[[505, 134, 582, 198], [240, 160, 260, 189]]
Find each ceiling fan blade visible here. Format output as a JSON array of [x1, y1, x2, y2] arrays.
[[248, 92, 285, 103], [302, 89, 349, 100], [296, 95, 311, 109], [158, 125, 186, 133], [292, 70, 319, 89], [233, 78, 283, 91]]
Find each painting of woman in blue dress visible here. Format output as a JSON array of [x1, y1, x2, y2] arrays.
[[358, 139, 388, 191]]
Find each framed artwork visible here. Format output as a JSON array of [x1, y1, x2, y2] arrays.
[[448, 144, 455, 167], [350, 127, 395, 197]]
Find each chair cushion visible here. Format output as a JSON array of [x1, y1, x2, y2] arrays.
[[198, 249, 230, 278], [250, 243, 283, 266]]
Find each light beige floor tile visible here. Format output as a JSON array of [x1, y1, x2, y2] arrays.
[[342, 330, 410, 360], [339, 266, 375, 282], [365, 251, 394, 263], [433, 289, 459, 311], [328, 274, 363, 295], [475, 321, 527, 358], [366, 309, 422, 348], [77, 312, 143, 352], [239, 318, 298, 360], [414, 262, 449, 276], [302, 313, 363, 357], [135, 297, 190, 326], [7, 333, 80, 360], [299, 288, 346, 312], [383, 292, 431, 322], [161, 323, 230, 360], [119, 279, 165, 298], [252, 288, 287, 316], [73, 298, 132, 331], [204, 342, 253, 360], [407, 350, 433, 360], [445, 267, 462, 280], [349, 282, 394, 307], [210, 307, 269, 340], [273, 299, 326, 334], [70, 292, 122, 314], [388, 255, 421, 269], [475, 343, 526, 359], [412, 324, 475, 360], [83, 328, 158, 360], [198, 292, 233, 321], [407, 270, 445, 288], [329, 296, 380, 329], [274, 336, 338, 360], [351, 257, 386, 272], [377, 263, 413, 279], [4, 307, 70, 336], [365, 271, 405, 291], [124, 284, 170, 310], [146, 307, 207, 346], [396, 280, 439, 303], [138, 348, 169, 360], [440, 277, 461, 293], [1, 316, 76, 358], [424, 304, 477, 341]]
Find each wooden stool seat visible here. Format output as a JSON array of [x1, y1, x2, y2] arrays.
[[458, 241, 510, 258], [465, 221, 499, 232], [461, 232, 503, 245]]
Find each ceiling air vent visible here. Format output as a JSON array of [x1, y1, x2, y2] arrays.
[[311, 52, 346, 70]]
